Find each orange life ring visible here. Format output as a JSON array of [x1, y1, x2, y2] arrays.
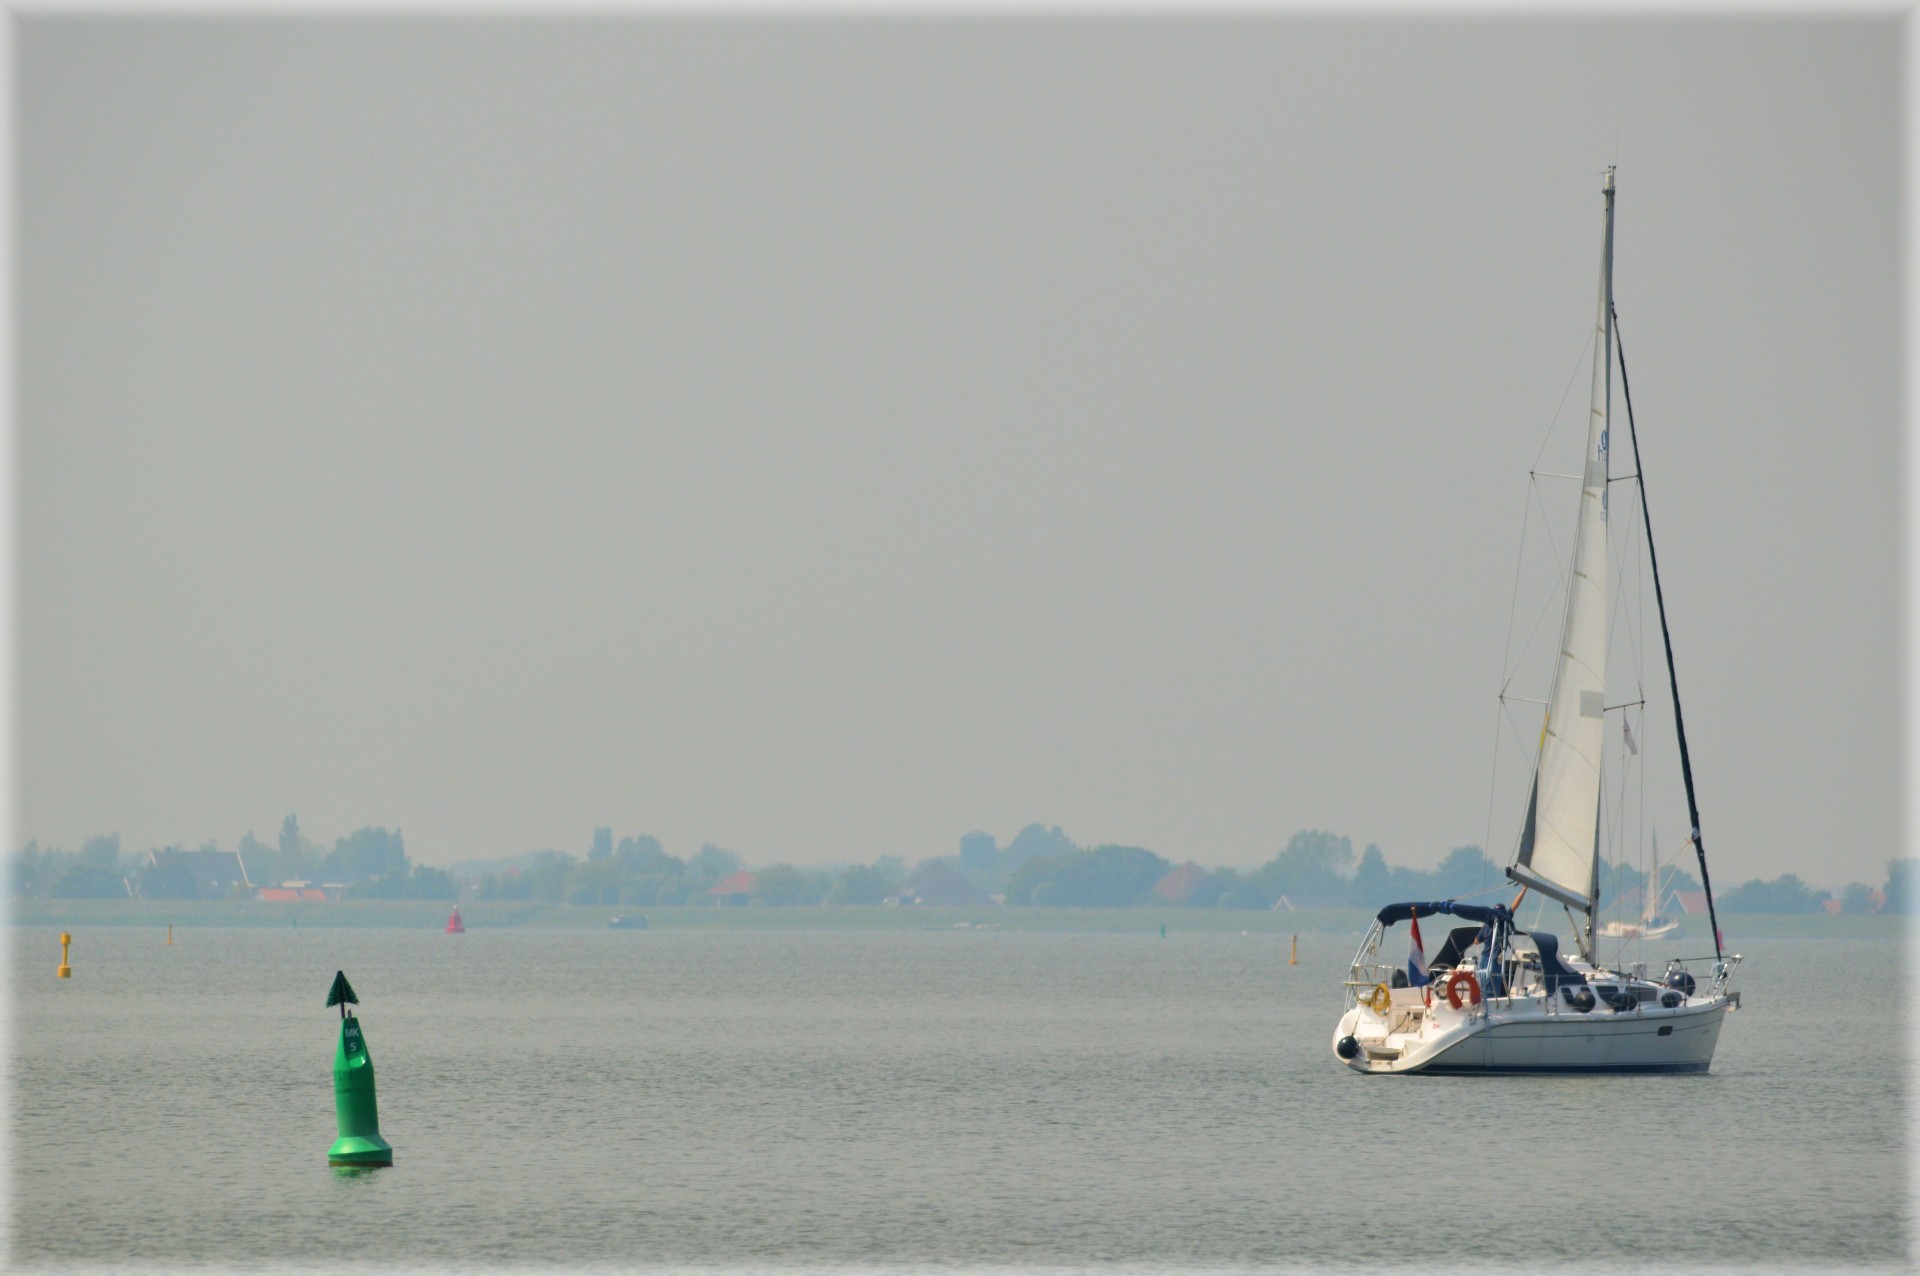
[[1445, 969, 1483, 1010]]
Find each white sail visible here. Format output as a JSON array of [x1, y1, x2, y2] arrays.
[[1510, 169, 1615, 916], [1642, 830, 1663, 925]]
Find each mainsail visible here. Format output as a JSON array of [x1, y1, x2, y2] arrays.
[[1509, 169, 1615, 919]]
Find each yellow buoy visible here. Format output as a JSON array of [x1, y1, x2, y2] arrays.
[[1289, 933, 1298, 966], [56, 931, 72, 979], [167, 923, 173, 946]]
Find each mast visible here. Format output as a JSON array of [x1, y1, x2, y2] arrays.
[[1612, 298, 1725, 963], [1508, 168, 1615, 961]]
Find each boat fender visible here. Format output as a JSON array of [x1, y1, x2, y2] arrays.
[[1366, 984, 1392, 1015], [1562, 985, 1596, 1013], [1336, 1035, 1360, 1060], [1665, 970, 1696, 998], [1659, 990, 1683, 1009], [1444, 969, 1482, 1010], [1597, 986, 1637, 1012]]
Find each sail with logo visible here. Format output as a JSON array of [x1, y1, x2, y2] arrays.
[[1507, 213, 1614, 935]]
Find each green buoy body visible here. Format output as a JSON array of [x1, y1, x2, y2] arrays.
[[326, 972, 393, 1167]]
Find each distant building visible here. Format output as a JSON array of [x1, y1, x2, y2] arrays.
[[1151, 862, 1211, 905], [136, 848, 250, 900], [1668, 890, 1711, 916], [884, 862, 996, 907], [707, 870, 756, 906], [255, 886, 332, 903]]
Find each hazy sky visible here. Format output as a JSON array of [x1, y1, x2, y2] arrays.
[[14, 14, 1903, 886]]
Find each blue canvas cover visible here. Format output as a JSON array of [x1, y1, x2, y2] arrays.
[[1373, 901, 1513, 927]]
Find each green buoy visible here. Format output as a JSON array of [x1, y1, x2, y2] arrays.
[[326, 971, 394, 1168]]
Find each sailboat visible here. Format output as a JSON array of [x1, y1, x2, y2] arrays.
[[1598, 830, 1682, 942], [1331, 169, 1741, 1075]]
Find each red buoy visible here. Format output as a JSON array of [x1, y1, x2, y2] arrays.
[[445, 907, 465, 934]]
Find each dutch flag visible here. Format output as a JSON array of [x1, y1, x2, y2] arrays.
[[1407, 915, 1430, 987]]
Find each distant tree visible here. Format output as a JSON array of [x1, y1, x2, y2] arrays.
[[649, 876, 699, 906], [615, 836, 678, 875], [1841, 882, 1876, 915], [1176, 867, 1233, 909], [77, 834, 122, 871], [11, 841, 55, 898], [524, 851, 576, 903], [1885, 859, 1916, 914], [1595, 856, 1644, 907], [567, 859, 625, 906], [1719, 873, 1826, 915], [872, 855, 906, 883], [235, 831, 274, 884], [1667, 865, 1703, 895], [346, 864, 456, 901], [1349, 844, 1391, 905], [618, 875, 679, 906], [51, 864, 128, 899], [1432, 846, 1497, 898], [751, 864, 819, 906], [689, 844, 741, 884], [589, 828, 613, 862], [1003, 824, 1077, 868], [1015, 845, 1170, 908], [1003, 854, 1067, 906], [487, 868, 534, 902], [321, 828, 408, 883], [828, 865, 893, 905], [1244, 830, 1354, 906], [278, 815, 317, 880]]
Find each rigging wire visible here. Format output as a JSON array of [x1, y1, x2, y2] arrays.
[[1532, 327, 1602, 475], [1613, 303, 1724, 964]]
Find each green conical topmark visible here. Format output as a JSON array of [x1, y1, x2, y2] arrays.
[[327, 975, 393, 1168], [326, 970, 359, 1012]]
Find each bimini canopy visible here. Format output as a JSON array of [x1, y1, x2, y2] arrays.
[[1373, 901, 1514, 927]]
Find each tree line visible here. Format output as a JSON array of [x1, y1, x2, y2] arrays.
[[9, 816, 1915, 915]]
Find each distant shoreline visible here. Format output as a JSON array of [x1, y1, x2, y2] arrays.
[[4, 899, 1906, 939]]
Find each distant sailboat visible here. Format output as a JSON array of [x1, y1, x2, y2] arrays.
[[1331, 169, 1741, 1075], [1599, 830, 1682, 942]]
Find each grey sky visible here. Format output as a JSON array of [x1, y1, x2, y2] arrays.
[[15, 15, 1903, 886]]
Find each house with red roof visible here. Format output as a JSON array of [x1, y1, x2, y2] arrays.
[[1668, 890, 1711, 916], [883, 862, 995, 907], [707, 870, 756, 906], [1151, 862, 1212, 905]]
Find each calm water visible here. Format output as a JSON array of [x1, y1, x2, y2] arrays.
[[9, 927, 1911, 1270]]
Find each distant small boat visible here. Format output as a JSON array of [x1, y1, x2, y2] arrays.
[[1598, 832, 1683, 942], [445, 907, 465, 934], [608, 915, 649, 930]]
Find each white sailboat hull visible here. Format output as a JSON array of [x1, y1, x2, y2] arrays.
[[1334, 992, 1731, 1075], [1597, 920, 1681, 941]]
